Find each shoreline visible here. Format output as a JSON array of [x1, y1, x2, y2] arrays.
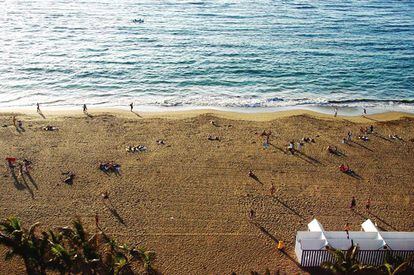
[[1, 107, 414, 123]]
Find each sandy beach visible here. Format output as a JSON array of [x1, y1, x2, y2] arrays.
[[1, 109, 414, 274]]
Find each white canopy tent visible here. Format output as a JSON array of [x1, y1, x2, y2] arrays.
[[295, 219, 414, 267]]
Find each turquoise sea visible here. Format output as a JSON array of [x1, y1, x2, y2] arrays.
[[0, 0, 413, 112]]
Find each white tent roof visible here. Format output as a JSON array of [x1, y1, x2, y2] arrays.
[[296, 219, 414, 251]]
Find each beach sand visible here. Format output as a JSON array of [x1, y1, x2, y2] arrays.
[[1, 109, 414, 274]]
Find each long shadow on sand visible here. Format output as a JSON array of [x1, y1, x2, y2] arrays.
[[10, 167, 34, 198], [350, 140, 373, 152], [343, 170, 363, 180], [295, 151, 322, 165], [269, 143, 287, 154], [354, 210, 397, 231], [37, 110, 46, 119], [372, 132, 393, 143], [273, 196, 305, 220], [131, 111, 142, 118], [26, 172, 39, 189], [250, 221, 308, 271], [249, 174, 263, 185], [104, 199, 126, 225], [84, 111, 93, 118]]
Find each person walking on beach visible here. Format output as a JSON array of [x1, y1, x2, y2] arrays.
[[297, 142, 303, 153], [334, 108, 338, 117], [350, 196, 356, 210], [270, 183, 275, 196], [130, 102, 134, 112], [18, 163, 24, 179], [363, 108, 367, 115], [12, 116, 16, 127], [288, 141, 295, 154], [37, 103, 40, 113], [83, 104, 87, 113], [344, 222, 350, 239], [248, 209, 255, 220], [22, 159, 31, 175], [347, 131, 352, 142], [366, 198, 371, 212]]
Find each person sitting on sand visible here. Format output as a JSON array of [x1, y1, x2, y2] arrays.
[[102, 191, 109, 199], [248, 170, 255, 178], [327, 145, 337, 154], [339, 164, 352, 173], [64, 172, 75, 184], [17, 120, 23, 129], [113, 164, 121, 174], [100, 163, 110, 172]]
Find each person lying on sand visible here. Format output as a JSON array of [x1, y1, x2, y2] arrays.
[[42, 125, 59, 131], [389, 134, 403, 140], [156, 139, 165, 145], [327, 145, 338, 154], [358, 135, 369, 141], [208, 135, 220, 141], [126, 145, 147, 152], [99, 162, 121, 174]]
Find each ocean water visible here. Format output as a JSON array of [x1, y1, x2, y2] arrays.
[[0, 0, 413, 111]]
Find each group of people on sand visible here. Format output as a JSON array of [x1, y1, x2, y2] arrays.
[[126, 145, 147, 153], [99, 162, 121, 174], [12, 116, 24, 130], [350, 196, 371, 211], [6, 157, 32, 176], [287, 138, 314, 154], [333, 107, 368, 117], [35, 102, 137, 114]]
